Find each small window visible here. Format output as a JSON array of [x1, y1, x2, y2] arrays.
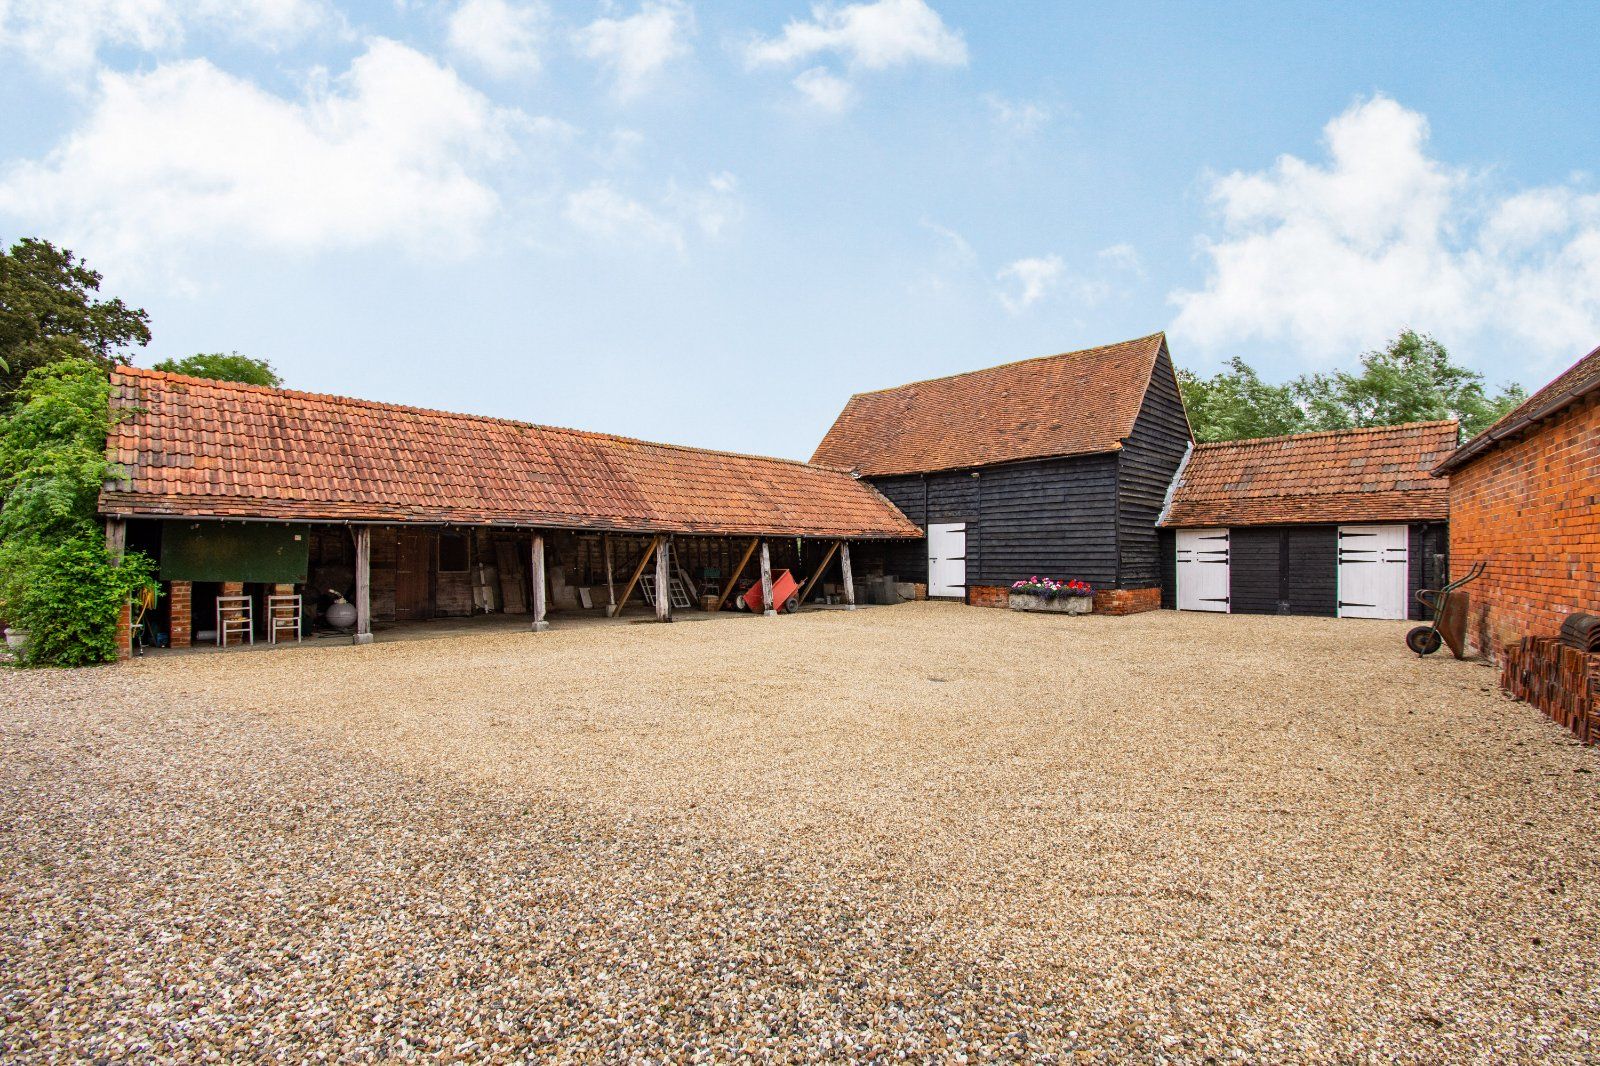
[[438, 533, 470, 573]]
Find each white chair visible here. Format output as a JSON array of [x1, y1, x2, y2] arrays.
[[267, 594, 302, 645], [216, 595, 254, 648]]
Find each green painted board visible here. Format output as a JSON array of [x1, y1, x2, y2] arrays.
[[161, 521, 310, 583]]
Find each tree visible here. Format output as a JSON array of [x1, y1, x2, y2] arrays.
[[153, 351, 283, 387], [1178, 357, 1308, 443], [0, 239, 151, 402], [0, 360, 156, 665], [1179, 332, 1525, 443], [1295, 331, 1525, 437]]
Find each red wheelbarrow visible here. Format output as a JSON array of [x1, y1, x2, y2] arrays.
[[1407, 561, 1485, 658], [741, 569, 802, 614]]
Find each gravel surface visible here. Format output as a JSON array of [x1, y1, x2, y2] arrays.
[[4, 602, 1598, 1061]]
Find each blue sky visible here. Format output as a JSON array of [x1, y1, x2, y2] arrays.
[[3, 0, 1598, 459]]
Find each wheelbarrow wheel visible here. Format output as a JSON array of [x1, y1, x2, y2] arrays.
[[783, 595, 800, 614], [1406, 626, 1443, 656]]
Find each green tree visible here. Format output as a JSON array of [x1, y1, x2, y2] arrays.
[[0, 360, 156, 666], [0, 239, 151, 402], [1295, 331, 1525, 436], [153, 351, 283, 387], [1178, 356, 1309, 443], [1179, 332, 1525, 443]]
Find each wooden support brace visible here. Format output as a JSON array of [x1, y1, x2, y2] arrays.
[[655, 537, 672, 623], [711, 537, 760, 613], [604, 534, 616, 610], [610, 535, 660, 616], [796, 540, 841, 606], [839, 541, 856, 610]]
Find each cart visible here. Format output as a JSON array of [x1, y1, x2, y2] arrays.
[[1406, 561, 1486, 657], [741, 569, 801, 614]]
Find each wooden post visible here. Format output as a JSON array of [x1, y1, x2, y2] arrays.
[[105, 518, 127, 564], [759, 540, 775, 617], [611, 535, 660, 616], [353, 525, 373, 645], [604, 534, 616, 612], [839, 541, 856, 610], [796, 540, 840, 606], [711, 537, 760, 613], [530, 532, 549, 631], [655, 536, 673, 622]]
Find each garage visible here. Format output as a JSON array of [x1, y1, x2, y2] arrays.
[[1159, 422, 1457, 620]]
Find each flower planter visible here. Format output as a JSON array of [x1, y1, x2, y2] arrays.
[[1009, 593, 1092, 615], [4, 627, 29, 652]]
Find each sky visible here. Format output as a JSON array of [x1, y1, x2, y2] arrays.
[[2, 0, 1598, 460]]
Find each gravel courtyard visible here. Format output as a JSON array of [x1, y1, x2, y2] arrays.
[[4, 602, 1598, 1061]]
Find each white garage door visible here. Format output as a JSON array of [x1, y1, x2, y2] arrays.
[[1338, 524, 1409, 619], [1176, 528, 1230, 612], [927, 522, 966, 599]]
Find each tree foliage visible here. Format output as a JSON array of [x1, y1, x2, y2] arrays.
[[153, 351, 283, 387], [0, 238, 151, 402], [1179, 331, 1526, 443], [0, 360, 156, 666]]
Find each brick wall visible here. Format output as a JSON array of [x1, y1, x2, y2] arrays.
[[1092, 587, 1162, 616], [114, 601, 132, 661], [968, 585, 1009, 609], [169, 581, 192, 648], [1448, 393, 1600, 658]]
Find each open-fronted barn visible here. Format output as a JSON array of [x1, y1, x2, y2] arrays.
[[1433, 342, 1600, 658], [1159, 421, 1457, 619], [811, 333, 1192, 614], [100, 368, 921, 655]]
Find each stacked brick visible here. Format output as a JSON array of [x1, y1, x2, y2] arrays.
[[1447, 393, 1600, 657], [1500, 637, 1598, 746], [169, 580, 192, 648]]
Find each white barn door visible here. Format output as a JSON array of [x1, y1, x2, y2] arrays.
[[927, 522, 966, 599], [1176, 529, 1230, 612], [1337, 525, 1408, 619]]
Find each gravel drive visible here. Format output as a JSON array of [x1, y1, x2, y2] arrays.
[[4, 603, 1598, 1061]]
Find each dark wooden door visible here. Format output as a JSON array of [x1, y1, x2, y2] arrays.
[[395, 532, 433, 620]]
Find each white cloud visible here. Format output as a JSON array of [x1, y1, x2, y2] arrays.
[[745, 0, 965, 70], [792, 66, 854, 112], [984, 93, 1050, 137], [573, 0, 693, 102], [0, 0, 338, 75], [448, 0, 546, 79], [996, 255, 1063, 314], [565, 171, 741, 250], [0, 39, 524, 272], [1171, 94, 1600, 364], [1097, 242, 1144, 278]]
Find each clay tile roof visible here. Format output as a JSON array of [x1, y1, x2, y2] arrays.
[[99, 367, 922, 539], [1161, 420, 1458, 528], [811, 333, 1170, 476], [1433, 341, 1600, 475]]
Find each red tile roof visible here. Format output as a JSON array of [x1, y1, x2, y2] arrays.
[[100, 368, 922, 539], [811, 333, 1174, 476], [1434, 342, 1600, 474], [1161, 421, 1457, 528]]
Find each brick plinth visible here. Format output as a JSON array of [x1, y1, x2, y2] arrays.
[[1448, 392, 1600, 659], [967, 585, 1010, 609], [114, 602, 132, 661], [169, 581, 192, 648], [1092, 587, 1162, 616]]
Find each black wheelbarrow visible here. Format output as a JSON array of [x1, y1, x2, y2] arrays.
[[1406, 561, 1485, 657]]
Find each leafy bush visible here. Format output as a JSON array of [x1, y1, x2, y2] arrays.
[[152, 351, 282, 387], [0, 359, 156, 666]]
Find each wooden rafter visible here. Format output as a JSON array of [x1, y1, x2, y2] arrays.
[[710, 537, 760, 613]]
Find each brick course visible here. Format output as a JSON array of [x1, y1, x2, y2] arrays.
[[1447, 393, 1600, 658], [1092, 587, 1162, 616], [967, 585, 1010, 609], [169, 580, 191, 648]]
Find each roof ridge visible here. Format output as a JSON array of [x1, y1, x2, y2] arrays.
[[1192, 419, 1459, 450], [115, 365, 829, 472], [842, 332, 1166, 399]]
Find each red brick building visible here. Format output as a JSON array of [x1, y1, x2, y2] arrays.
[[1433, 343, 1600, 657]]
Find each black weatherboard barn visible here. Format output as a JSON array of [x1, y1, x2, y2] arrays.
[[811, 334, 1193, 611]]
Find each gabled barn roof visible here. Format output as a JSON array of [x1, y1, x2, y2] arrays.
[[1433, 342, 1600, 475], [99, 367, 922, 539], [1161, 421, 1457, 528], [811, 333, 1174, 476]]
